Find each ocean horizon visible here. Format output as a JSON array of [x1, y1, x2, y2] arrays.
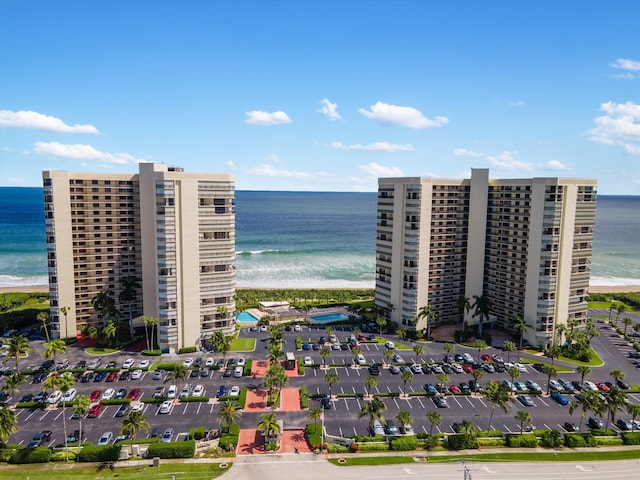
[[1, 187, 639, 289]]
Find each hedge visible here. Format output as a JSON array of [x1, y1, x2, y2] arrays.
[[99, 398, 132, 405], [179, 396, 210, 402], [9, 447, 52, 464], [596, 436, 624, 446], [219, 423, 240, 451], [118, 437, 161, 445], [178, 346, 197, 354], [353, 435, 386, 443], [447, 434, 478, 450], [147, 439, 196, 459], [390, 436, 420, 451], [141, 397, 164, 404], [298, 364, 305, 376], [299, 386, 309, 409], [78, 445, 121, 462], [94, 368, 121, 373], [355, 442, 390, 452], [564, 433, 597, 447], [243, 359, 253, 377], [237, 387, 248, 409], [15, 401, 47, 409], [327, 443, 350, 453], [621, 431, 640, 445], [51, 450, 77, 461], [189, 426, 206, 440], [505, 434, 538, 448], [142, 349, 162, 356], [304, 423, 322, 448], [151, 362, 181, 371]]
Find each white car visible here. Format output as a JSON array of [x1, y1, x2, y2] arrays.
[[138, 360, 150, 369], [514, 363, 527, 373], [205, 358, 214, 367], [236, 358, 246, 367], [385, 341, 396, 349], [166, 385, 177, 399], [131, 402, 145, 412], [192, 384, 205, 397], [393, 354, 405, 364], [159, 401, 173, 414], [182, 358, 194, 368], [294, 325, 302, 332], [357, 354, 366, 365], [101, 388, 115, 400], [97, 431, 113, 445], [233, 366, 243, 378], [259, 325, 268, 332], [122, 358, 135, 369], [583, 380, 598, 391], [131, 369, 143, 380], [229, 386, 240, 396], [304, 356, 313, 366], [47, 390, 62, 404], [62, 388, 77, 402], [451, 363, 464, 373]]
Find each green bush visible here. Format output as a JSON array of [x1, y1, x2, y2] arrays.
[[178, 346, 197, 354], [9, 447, 52, 464], [355, 442, 390, 452], [237, 387, 247, 409], [353, 435, 386, 443], [298, 363, 305, 376], [99, 398, 132, 405], [0, 444, 21, 462], [421, 434, 441, 450], [447, 434, 478, 450], [51, 450, 77, 461], [118, 437, 161, 445], [596, 437, 624, 446], [94, 368, 121, 373], [327, 443, 350, 453], [219, 423, 240, 451], [15, 401, 47, 409], [300, 386, 309, 409], [179, 396, 210, 402], [505, 434, 538, 448], [591, 428, 617, 436], [265, 443, 279, 451], [477, 438, 505, 447], [151, 362, 181, 371], [304, 422, 322, 448], [390, 436, 420, 451], [142, 349, 162, 356], [540, 429, 563, 448], [621, 431, 640, 445], [78, 445, 121, 462], [147, 440, 196, 458], [564, 433, 597, 447], [477, 429, 503, 437], [189, 426, 206, 440], [243, 359, 253, 377], [141, 397, 164, 403]]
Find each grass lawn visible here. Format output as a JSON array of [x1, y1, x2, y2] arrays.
[[0, 462, 231, 480], [557, 348, 604, 367], [329, 456, 417, 466], [519, 358, 573, 372], [230, 337, 256, 352], [85, 346, 119, 355]]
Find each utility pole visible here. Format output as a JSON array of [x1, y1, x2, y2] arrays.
[[461, 461, 472, 480]]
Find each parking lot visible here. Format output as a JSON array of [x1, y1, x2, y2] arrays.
[[3, 313, 640, 448]]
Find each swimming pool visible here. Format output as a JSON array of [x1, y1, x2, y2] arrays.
[[310, 313, 350, 323], [236, 311, 259, 323]]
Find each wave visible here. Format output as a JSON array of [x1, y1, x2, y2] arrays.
[[236, 248, 318, 256], [589, 276, 640, 287], [0, 275, 48, 288]]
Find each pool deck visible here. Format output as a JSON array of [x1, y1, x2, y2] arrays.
[[307, 306, 358, 324]]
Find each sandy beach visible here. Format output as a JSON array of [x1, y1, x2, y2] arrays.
[[2, 285, 640, 295]]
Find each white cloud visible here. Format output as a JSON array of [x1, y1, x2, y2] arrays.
[[611, 58, 640, 71], [265, 154, 280, 163], [32, 141, 141, 164], [317, 98, 342, 121], [244, 110, 292, 125], [453, 148, 484, 157], [358, 162, 404, 177], [546, 160, 570, 170], [246, 163, 315, 180], [508, 100, 525, 107], [486, 151, 534, 171], [0, 110, 99, 134], [330, 141, 414, 152], [227, 160, 235, 169], [358, 101, 449, 129], [586, 101, 640, 155]]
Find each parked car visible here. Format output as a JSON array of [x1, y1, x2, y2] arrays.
[[550, 392, 569, 405], [28, 430, 52, 448], [101, 388, 115, 400], [122, 359, 135, 369], [357, 354, 366, 365], [384, 341, 396, 349], [320, 396, 331, 409], [114, 388, 128, 399], [179, 384, 193, 399], [389, 365, 400, 374], [233, 366, 243, 378], [166, 384, 178, 399], [423, 383, 437, 394], [47, 390, 62, 404], [549, 379, 563, 391], [563, 422, 579, 432], [153, 386, 165, 399], [105, 372, 118, 382], [370, 419, 385, 436], [217, 385, 227, 397], [161, 428, 174, 443], [119, 370, 130, 381], [127, 388, 141, 400], [66, 429, 83, 443], [433, 396, 448, 408], [517, 395, 534, 406], [525, 380, 541, 392], [138, 360, 150, 369], [87, 404, 104, 418], [385, 419, 399, 435], [131, 369, 143, 380], [152, 370, 165, 381], [159, 401, 173, 414], [368, 364, 380, 376], [97, 431, 113, 445], [392, 354, 405, 364], [94, 372, 107, 382], [193, 384, 205, 397], [410, 364, 423, 374], [229, 386, 240, 396], [182, 358, 194, 368], [115, 404, 130, 417], [19, 393, 33, 403], [616, 419, 633, 431], [588, 417, 604, 429], [63, 388, 77, 402], [205, 358, 214, 367]]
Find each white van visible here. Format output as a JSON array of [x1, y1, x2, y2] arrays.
[[370, 419, 385, 436], [166, 385, 177, 399]]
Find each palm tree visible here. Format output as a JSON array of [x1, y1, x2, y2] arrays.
[[308, 407, 322, 426], [357, 397, 386, 427], [2, 373, 26, 399], [542, 365, 558, 395], [37, 311, 50, 342], [457, 295, 471, 329], [555, 324, 567, 347], [383, 348, 394, 365], [513, 315, 531, 347], [43, 339, 66, 366], [364, 375, 378, 398], [257, 412, 281, 445], [443, 343, 455, 363], [167, 364, 188, 397], [515, 410, 533, 434], [622, 317, 633, 336], [7, 335, 31, 371], [267, 344, 284, 366], [471, 294, 491, 337], [324, 371, 339, 398], [319, 347, 331, 367], [503, 340, 516, 363], [73, 395, 91, 456], [426, 410, 441, 435], [102, 320, 118, 347], [0, 408, 18, 442], [351, 346, 362, 365], [412, 344, 423, 362], [507, 367, 520, 390], [485, 381, 511, 431], [614, 303, 628, 325], [603, 388, 627, 433], [396, 410, 413, 432], [55, 372, 76, 461], [85, 325, 99, 342], [375, 316, 387, 336], [397, 329, 407, 341], [59, 306, 70, 339], [577, 365, 591, 385], [91, 289, 119, 325], [401, 369, 414, 397], [471, 369, 484, 392], [473, 339, 488, 364], [628, 403, 640, 432], [217, 400, 243, 433], [546, 345, 562, 366], [210, 331, 231, 363], [142, 316, 159, 351], [120, 410, 150, 440], [569, 389, 604, 431], [418, 304, 437, 340], [610, 369, 625, 386], [436, 372, 450, 393], [118, 275, 140, 338]]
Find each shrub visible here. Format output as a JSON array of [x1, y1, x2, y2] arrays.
[[15, 401, 47, 409], [353, 435, 386, 443], [189, 426, 206, 440], [355, 442, 390, 452], [78, 445, 121, 462], [621, 431, 640, 445], [265, 443, 279, 452], [219, 424, 240, 451], [142, 349, 162, 356], [447, 434, 478, 450], [299, 386, 309, 409], [152, 362, 181, 371], [540, 429, 563, 448], [9, 447, 52, 464], [141, 397, 164, 403], [304, 422, 322, 448], [179, 396, 210, 402], [0, 444, 21, 462], [390, 436, 420, 451], [477, 438, 505, 447], [51, 450, 77, 461], [564, 433, 597, 448], [243, 359, 253, 377], [591, 428, 617, 436], [327, 443, 350, 453], [147, 440, 196, 459], [477, 429, 503, 437], [421, 434, 440, 450], [99, 398, 132, 405], [505, 434, 538, 448], [178, 346, 197, 354], [596, 436, 624, 446], [298, 364, 305, 376], [237, 387, 247, 409]]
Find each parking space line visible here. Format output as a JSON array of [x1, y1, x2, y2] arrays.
[[39, 410, 52, 421], [343, 398, 349, 411], [451, 396, 463, 408], [476, 397, 488, 408], [537, 397, 550, 407], [417, 397, 425, 409], [25, 410, 39, 421], [392, 397, 400, 408]]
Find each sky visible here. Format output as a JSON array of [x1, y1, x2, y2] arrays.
[[1, 0, 639, 194]]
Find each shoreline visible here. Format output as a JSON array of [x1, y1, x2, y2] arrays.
[[2, 285, 639, 295]]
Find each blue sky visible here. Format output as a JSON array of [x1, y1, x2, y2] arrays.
[[1, 0, 639, 193]]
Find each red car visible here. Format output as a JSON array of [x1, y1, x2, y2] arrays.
[[106, 372, 118, 382], [595, 382, 610, 391], [127, 388, 141, 401], [462, 364, 474, 373], [481, 354, 493, 362], [449, 384, 461, 394], [89, 390, 102, 402], [87, 404, 104, 418]]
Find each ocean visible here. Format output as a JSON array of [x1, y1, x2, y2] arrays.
[[0, 187, 638, 289]]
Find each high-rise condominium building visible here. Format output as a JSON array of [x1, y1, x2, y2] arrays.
[[43, 163, 236, 353], [375, 168, 597, 348]]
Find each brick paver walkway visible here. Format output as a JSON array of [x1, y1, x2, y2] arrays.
[[237, 429, 310, 455]]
